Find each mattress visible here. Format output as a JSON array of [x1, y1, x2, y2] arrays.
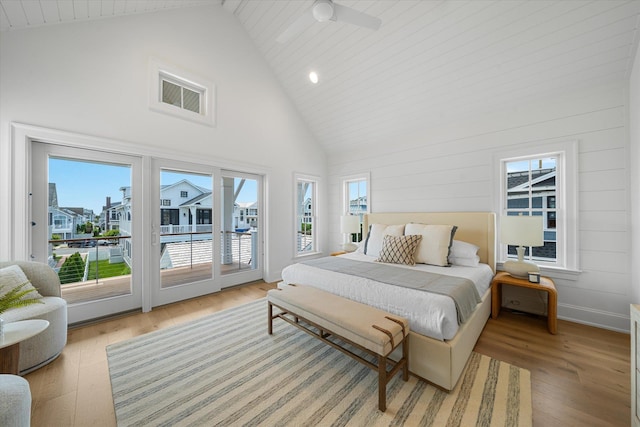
[[279, 252, 493, 341]]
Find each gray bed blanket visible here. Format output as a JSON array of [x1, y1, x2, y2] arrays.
[[301, 257, 481, 324]]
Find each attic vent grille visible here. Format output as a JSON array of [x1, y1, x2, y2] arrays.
[[161, 75, 202, 114], [149, 58, 215, 127]]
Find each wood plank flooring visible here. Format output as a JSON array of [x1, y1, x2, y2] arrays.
[[24, 282, 630, 427]]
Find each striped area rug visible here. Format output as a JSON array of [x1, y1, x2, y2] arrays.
[[106, 299, 531, 426]]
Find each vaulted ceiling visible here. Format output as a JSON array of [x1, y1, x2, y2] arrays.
[[2, 1, 640, 154]]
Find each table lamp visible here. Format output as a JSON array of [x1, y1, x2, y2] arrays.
[[340, 215, 360, 252], [500, 214, 544, 278]]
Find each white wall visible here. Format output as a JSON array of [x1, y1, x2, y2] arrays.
[[0, 5, 327, 282], [328, 82, 632, 332], [631, 40, 640, 306]]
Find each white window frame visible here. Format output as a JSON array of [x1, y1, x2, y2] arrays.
[[294, 173, 319, 257], [495, 140, 579, 276], [148, 58, 215, 127]]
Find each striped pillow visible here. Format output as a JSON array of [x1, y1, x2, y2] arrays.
[[376, 234, 422, 266]]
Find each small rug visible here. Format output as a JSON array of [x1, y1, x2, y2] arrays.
[[107, 299, 532, 426]]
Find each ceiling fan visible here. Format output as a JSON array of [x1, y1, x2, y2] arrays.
[[276, 0, 382, 44]]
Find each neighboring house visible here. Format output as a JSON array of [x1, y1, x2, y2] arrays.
[[48, 183, 95, 240], [301, 197, 312, 224], [99, 198, 121, 233], [235, 201, 257, 231], [506, 168, 557, 261], [348, 196, 367, 215], [48, 207, 79, 240]]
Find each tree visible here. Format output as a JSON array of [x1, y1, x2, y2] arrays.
[[58, 252, 85, 284]]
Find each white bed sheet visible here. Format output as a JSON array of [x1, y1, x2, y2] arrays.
[[279, 252, 493, 341]]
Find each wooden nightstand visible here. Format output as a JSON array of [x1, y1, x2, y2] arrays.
[[491, 271, 558, 334]]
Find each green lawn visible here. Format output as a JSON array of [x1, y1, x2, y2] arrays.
[[87, 259, 130, 280]]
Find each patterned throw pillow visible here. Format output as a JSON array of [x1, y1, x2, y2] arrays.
[[376, 234, 422, 266], [0, 265, 43, 300]]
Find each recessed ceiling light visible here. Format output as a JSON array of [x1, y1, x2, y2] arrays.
[[309, 71, 319, 84]]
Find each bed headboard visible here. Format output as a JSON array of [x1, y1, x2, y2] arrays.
[[363, 212, 496, 273]]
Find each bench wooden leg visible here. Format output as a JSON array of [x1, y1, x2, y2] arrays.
[[268, 302, 273, 335], [402, 336, 409, 381], [378, 354, 387, 412]]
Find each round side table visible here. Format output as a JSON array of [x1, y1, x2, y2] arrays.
[[0, 319, 50, 374]]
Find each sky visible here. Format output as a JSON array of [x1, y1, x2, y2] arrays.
[[49, 158, 257, 215], [507, 157, 556, 173]]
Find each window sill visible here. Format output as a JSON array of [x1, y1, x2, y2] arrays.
[[497, 262, 581, 282], [294, 251, 322, 260]]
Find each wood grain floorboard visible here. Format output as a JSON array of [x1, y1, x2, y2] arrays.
[[24, 283, 629, 427]]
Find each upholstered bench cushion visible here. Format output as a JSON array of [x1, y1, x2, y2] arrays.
[[267, 284, 408, 356]]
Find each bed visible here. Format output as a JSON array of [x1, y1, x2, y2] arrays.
[[280, 212, 496, 391]]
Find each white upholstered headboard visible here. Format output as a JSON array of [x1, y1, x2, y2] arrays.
[[363, 212, 496, 273]]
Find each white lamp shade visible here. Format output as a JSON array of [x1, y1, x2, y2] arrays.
[[340, 215, 360, 234], [500, 215, 543, 247]]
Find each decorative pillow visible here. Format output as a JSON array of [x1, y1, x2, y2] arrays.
[[376, 234, 422, 266], [449, 255, 481, 267], [449, 240, 480, 259], [0, 265, 43, 300], [404, 223, 457, 266], [363, 224, 405, 258]]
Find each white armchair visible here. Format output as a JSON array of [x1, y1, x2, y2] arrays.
[[0, 261, 67, 374]]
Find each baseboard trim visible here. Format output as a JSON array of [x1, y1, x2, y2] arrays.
[[558, 303, 630, 334]]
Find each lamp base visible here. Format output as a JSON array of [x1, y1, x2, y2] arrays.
[[503, 260, 539, 278], [341, 242, 358, 252]]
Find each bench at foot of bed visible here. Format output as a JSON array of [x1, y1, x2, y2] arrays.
[[267, 284, 409, 412]]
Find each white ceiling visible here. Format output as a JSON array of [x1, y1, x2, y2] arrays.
[[2, 1, 640, 154]]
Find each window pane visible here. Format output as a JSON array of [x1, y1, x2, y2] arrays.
[[48, 157, 132, 304], [346, 178, 367, 241], [159, 170, 213, 288], [221, 175, 259, 275], [296, 180, 314, 254], [183, 88, 200, 113], [162, 80, 181, 107], [505, 157, 557, 264]]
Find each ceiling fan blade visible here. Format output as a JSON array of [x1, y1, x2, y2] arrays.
[[276, 8, 317, 43], [332, 3, 381, 31]]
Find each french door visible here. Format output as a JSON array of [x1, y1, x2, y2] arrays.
[[220, 170, 263, 288], [151, 159, 220, 306], [29, 134, 264, 322], [31, 142, 144, 324]]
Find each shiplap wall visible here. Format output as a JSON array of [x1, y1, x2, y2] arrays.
[[328, 82, 631, 332]]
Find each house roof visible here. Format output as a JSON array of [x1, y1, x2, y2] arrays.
[[181, 192, 212, 206]]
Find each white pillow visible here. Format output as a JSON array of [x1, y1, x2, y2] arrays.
[[404, 223, 457, 266], [449, 255, 481, 267], [450, 240, 480, 259], [0, 265, 43, 300], [364, 224, 405, 258]]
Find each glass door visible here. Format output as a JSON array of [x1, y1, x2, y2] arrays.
[[220, 171, 262, 288], [151, 160, 220, 306], [31, 142, 143, 324]]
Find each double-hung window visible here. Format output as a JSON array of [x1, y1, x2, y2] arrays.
[[497, 141, 578, 273], [295, 174, 319, 255], [342, 173, 369, 242]]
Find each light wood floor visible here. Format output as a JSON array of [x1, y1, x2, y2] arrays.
[[24, 281, 630, 427]]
